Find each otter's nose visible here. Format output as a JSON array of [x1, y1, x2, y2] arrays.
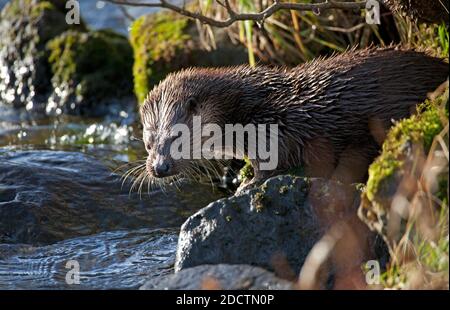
[[153, 162, 170, 177]]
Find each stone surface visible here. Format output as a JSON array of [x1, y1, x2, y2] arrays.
[[175, 176, 354, 274], [0, 0, 74, 107], [0, 0, 134, 116], [140, 264, 295, 290], [0, 149, 225, 244]]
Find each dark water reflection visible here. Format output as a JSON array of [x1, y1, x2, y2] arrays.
[[0, 228, 178, 289]]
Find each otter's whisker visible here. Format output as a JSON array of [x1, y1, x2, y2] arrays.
[[138, 169, 148, 199], [113, 160, 146, 174], [121, 163, 145, 185], [129, 167, 146, 195], [122, 162, 145, 178]]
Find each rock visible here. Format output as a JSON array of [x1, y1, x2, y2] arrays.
[[129, 11, 248, 103], [0, 0, 134, 116], [358, 90, 448, 247], [140, 264, 295, 290], [0, 0, 84, 108], [46, 29, 134, 116], [175, 175, 366, 274], [0, 149, 225, 244]]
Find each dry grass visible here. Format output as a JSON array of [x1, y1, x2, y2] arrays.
[[379, 86, 449, 290]]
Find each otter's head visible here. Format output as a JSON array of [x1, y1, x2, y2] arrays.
[[140, 68, 247, 181]]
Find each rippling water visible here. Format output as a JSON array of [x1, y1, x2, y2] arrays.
[[0, 101, 221, 289], [0, 0, 214, 290], [0, 98, 225, 289], [0, 229, 178, 289]]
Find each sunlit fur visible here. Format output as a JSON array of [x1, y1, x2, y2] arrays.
[[126, 46, 448, 193]]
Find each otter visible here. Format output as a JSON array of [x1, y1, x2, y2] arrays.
[[140, 46, 448, 190]]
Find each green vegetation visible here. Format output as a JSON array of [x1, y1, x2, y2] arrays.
[[47, 30, 133, 103], [239, 157, 254, 182], [366, 94, 447, 202], [380, 204, 449, 289], [130, 12, 190, 103], [362, 87, 449, 289], [1, 0, 67, 47]]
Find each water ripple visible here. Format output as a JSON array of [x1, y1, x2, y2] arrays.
[[0, 228, 178, 290]]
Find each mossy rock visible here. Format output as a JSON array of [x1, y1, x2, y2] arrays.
[[358, 87, 449, 243], [129, 10, 248, 104], [0, 0, 85, 107], [46, 29, 134, 115]]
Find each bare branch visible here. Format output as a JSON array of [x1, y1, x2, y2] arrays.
[[117, 5, 136, 21], [104, 0, 367, 28]]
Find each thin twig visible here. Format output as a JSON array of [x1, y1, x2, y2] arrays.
[[104, 0, 367, 28]]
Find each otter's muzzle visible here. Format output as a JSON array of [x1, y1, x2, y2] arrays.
[[148, 154, 173, 178]]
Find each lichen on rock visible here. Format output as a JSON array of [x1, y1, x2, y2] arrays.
[[174, 174, 382, 279]]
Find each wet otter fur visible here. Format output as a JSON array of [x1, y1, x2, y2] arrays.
[[140, 46, 448, 190]]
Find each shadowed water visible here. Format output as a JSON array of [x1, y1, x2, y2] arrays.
[[0, 228, 178, 289]]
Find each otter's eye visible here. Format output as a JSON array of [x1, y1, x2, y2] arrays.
[[143, 128, 154, 151], [186, 97, 198, 111]]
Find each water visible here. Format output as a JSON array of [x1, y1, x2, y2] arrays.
[[0, 97, 229, 289], [0, 103, 224, 289], [0, 0, 222, 290], [0, 228, 178, 289]]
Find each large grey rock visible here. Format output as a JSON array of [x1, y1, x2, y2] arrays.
[[140, 264, 295, 290], [0, 149, 224, 244], [175, 176, 349, 274]]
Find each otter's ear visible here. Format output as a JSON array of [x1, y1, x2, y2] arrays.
[[186, 97, 199, 112]]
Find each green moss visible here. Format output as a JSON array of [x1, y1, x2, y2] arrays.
[[4, 0, 70, 23], [129, 12, 191, 103], [239, 157, 254, 182], [30, 1, 55, 18], [46, 30, 133, 102], [3, 0, 30, 16], [366, 95, 448, 202]]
